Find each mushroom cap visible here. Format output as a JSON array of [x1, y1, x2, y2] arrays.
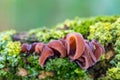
[[65, 33, 85, 60], [47, 40, 66, 58], [35, 42, 44, 55], [39, 46, 54, 67]]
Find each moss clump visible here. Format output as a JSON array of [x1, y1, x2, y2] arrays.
[[6, 41, 21, 56], [104, 48, 120, 80], [0, 30, 16, 41], [112, 18, 120, 55], [112, 18, 120, 39], [115, 38, 120, 54], [105, 67, 120, 79], [45, 58, 91, 80], [88, 22, 112, 46], [0, 30, 16, 54], [56, 16, 119, 38], [29, 28, 73, 43]]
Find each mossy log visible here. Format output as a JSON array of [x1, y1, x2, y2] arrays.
[[0, 16, 120, 80]]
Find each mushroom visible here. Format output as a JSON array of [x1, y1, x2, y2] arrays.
[[75, 43, 96, 69], [21, 43, 27, 52], [47, 40, 66, 58], [35, 42, 44, 55], [39, 45, 54, 67], [21, 32, 105, 70], [65, 33, 85, 60], [92, 40, 105, 61]]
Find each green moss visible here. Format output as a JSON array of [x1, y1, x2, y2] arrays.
[[109, 53, 120, 67], [45, 58, 90, 80], [0, 55, 6, 69], [112, 18, 120, 55], [112, 18, 120, 38], [105, 67, 120, 79], [88, 22, 112, 46], [106, 52, 120, 79], [0, 30, 16, 41], [25, 54, 42, 77], [115, 38, 120, 54], [29, 28, 73, 43], [56, 16, 119, 38], [6, 41, 21, 56], [0, 30, 16, 54]]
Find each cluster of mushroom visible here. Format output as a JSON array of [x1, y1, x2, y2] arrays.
[[21, 33, 105, 69]]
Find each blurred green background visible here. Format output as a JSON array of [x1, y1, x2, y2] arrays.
[[0, 0, 120, 31]]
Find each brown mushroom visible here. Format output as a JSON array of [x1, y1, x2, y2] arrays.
[[39, 45, 54, 67], [21, 32, 105, 70], [35, 42, 44, 55], [47, 40, 66, 58], [21, 43, 28, 52], [92, 40, 105, 61], [65, 33, 85, 60]]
